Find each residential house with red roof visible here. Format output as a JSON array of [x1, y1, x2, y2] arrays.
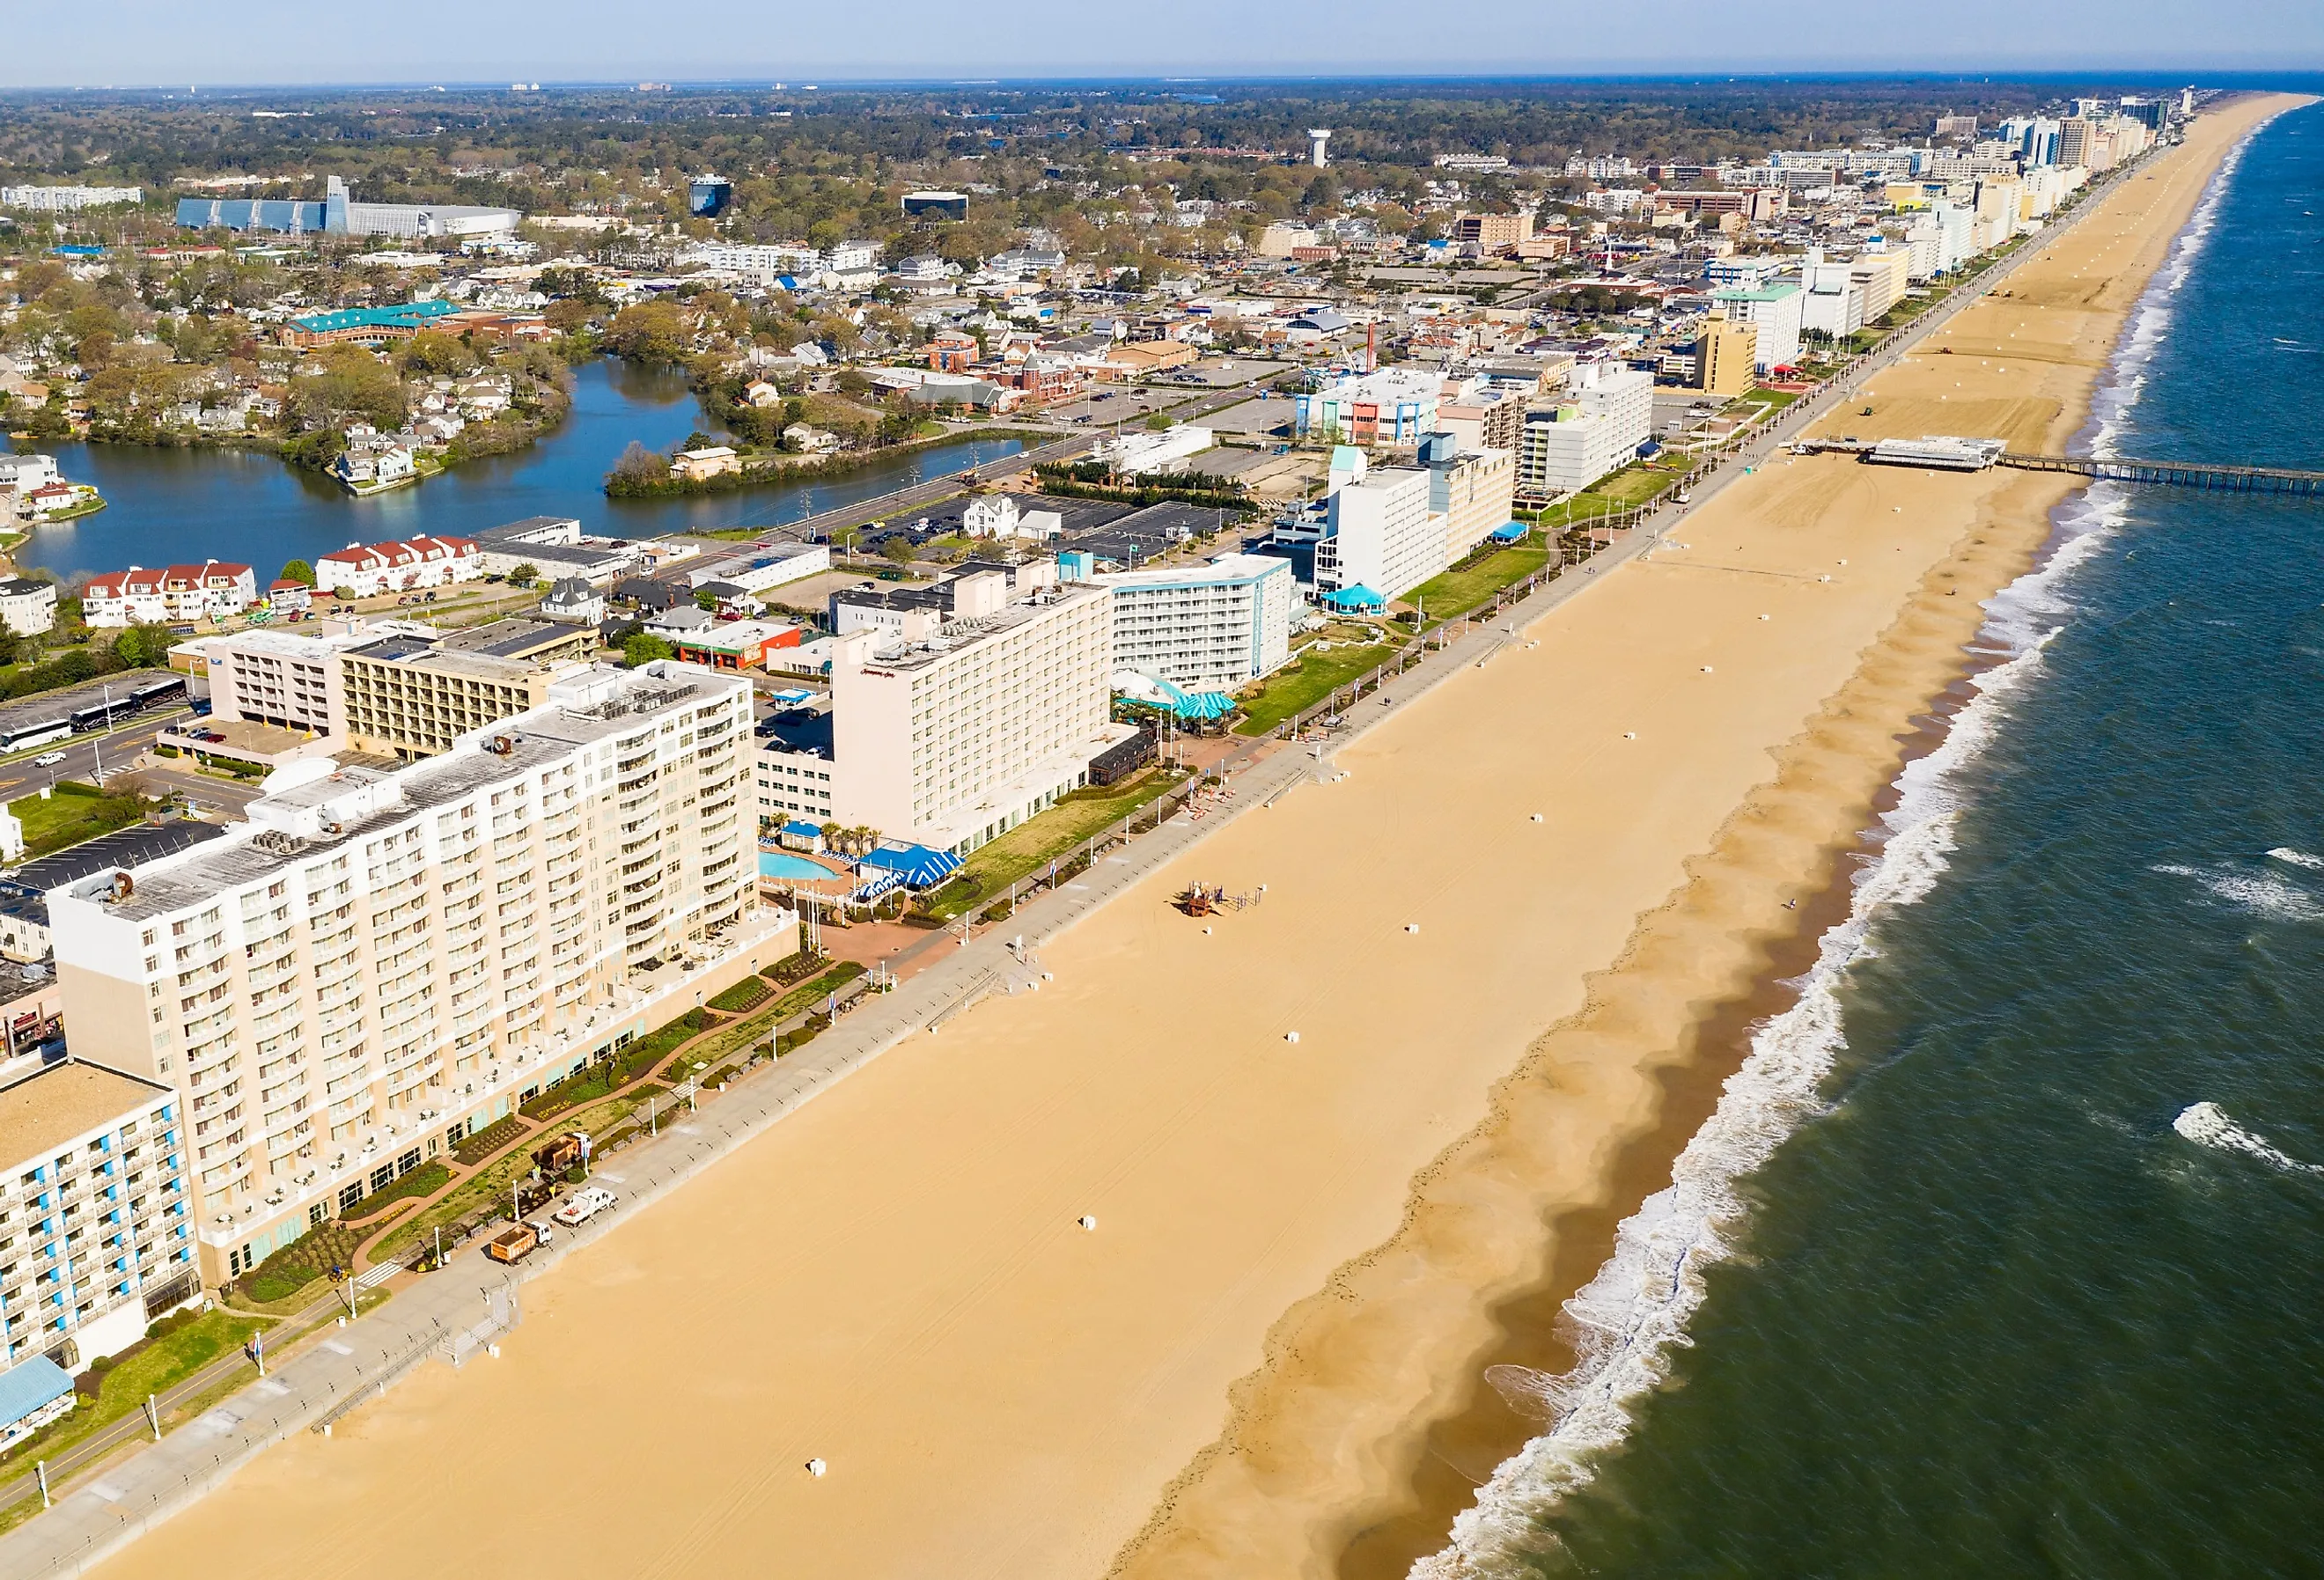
[[314, 534, 482, 599], [82, 561, 256, 628]]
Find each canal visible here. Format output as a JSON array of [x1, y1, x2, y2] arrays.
[[14, 359, 1026, 584]]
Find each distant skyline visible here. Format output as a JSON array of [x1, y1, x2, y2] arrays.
[[5, 2, 2320, 90]]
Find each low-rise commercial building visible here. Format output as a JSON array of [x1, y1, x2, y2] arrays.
[[1094, 554, 1295, 693], [49, 663, 780, 1283], [1295, 367, 1442, 447], [0, 1059, 198, 1388]]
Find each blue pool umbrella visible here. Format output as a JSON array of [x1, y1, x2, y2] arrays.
[[1320, 584, 1386, 614]]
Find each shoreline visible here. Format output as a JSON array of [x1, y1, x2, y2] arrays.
[[1110, 92, 2303, 1580], [28, 99, 2298, 1580]]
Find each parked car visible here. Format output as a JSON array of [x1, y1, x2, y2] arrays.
[[551, 1187, 618, 1228]]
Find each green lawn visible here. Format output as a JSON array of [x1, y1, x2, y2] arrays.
[[8, 783, 144, 861], [1408, 547, 1552, 624], [1233, 643, 1393, 736], [0, 1308, 276, 1473], [1539, 461, 1684, 529], [917, 775, 1184, 920]]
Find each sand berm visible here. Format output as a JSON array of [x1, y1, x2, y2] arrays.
[[80, 93, 2297, 1580]]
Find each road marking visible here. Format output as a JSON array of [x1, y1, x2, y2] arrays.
[[596, 1172, 625, 1184], [257, 1379, 290, 1397], [321, 1341, 353, 1356], [88, 1481, 125, 1503], [200, 1409, 241, 1436], [355, 1260, 399, 1290]]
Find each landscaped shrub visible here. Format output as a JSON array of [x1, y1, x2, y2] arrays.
[[708, 976, 771, 1013], [454, 1113, 526, 1165], [341, 1161, 451, 1222]]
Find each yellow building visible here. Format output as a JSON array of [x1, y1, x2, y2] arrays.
[[1695, 308, 1758, 397]]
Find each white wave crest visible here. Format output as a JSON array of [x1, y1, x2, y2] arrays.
[[1411, 116, 2292, 1580], [2150, 863, 2324, 922], [2173, 1101, 2323, 1173], [2264, 847, 2324, 871]]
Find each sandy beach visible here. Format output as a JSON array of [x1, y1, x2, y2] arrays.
[[77, 95, 2296, 1580]]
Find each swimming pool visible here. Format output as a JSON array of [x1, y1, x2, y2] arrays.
[[758, 850, 842, 882]]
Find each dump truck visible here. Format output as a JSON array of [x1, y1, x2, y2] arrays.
[[485, 1221, 555, 1264]]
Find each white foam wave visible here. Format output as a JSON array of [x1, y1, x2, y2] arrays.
[[1412, 119, 2289, 1579], [2173, 1101, 2323, 1173], [2264, 847, 2324, 871], [2150, 863, 2324, 922]]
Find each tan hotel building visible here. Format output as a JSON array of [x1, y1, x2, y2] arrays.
[[49, 663, 794, 1283]]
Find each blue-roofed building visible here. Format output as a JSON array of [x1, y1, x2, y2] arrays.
[[0, 1060, 198, 1385], [0, 1356, 73, 1447], [284, 299, 463, 347]]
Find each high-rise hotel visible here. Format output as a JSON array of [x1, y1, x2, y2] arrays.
[[49, 663, 794, 1283]]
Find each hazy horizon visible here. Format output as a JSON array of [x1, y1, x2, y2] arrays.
[[6, 0, 2319, 92]]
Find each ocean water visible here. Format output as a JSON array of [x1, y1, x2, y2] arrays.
[[1424, 104, 2324, 1577]]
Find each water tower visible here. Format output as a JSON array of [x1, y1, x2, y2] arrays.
[[1307, 129, 1332, 169]]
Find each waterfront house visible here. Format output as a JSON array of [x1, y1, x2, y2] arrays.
[[0, 577, 58, 636], [83, 561, 255, 627], [672, 445, 742, 482], [333, 437, 416, 494], [316, 534, 482, 599]]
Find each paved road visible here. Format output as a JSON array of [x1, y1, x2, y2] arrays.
[[0, 711, 188, 802]]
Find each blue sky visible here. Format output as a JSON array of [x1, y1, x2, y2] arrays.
[[5, 1, 2319, 88]]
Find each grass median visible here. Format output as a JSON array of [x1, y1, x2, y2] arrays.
[[1234, 641, 1393, 735]]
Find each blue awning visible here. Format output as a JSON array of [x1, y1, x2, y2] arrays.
[[1489, 521, 1531, 543], [781, 819, 824, 839], [1320, 584, 1386, 613], [0, 1356, 73, 1431], [1118, 673, 1237, 721], [857, 841, 963, 889]]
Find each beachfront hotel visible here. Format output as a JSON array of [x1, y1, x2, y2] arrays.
[[48, 663, 796, 1284], [0, 1059, 198, 1422], [1092, 554, 1296, 694], [761, 564, 1128, 854]]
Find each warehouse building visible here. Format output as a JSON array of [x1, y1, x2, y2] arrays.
[[176, 175, 518, 239]]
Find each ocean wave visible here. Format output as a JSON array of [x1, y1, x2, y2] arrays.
[[1410, 124, 2279, 1580], [2150, 863, 2324, 922], [2264, 847, 2324, 871], [2173, 1101, 2323, 1173], [2083, 111, 2275, 459]]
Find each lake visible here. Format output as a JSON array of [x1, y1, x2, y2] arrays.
[[14, 359, 1026, 584]]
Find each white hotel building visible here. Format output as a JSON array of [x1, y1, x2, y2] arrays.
[[1095, 554, 1295, 693], [49, 663, 794, 1283], [765, 576, 1127, 854], [1318, 467, 1445, 605]]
